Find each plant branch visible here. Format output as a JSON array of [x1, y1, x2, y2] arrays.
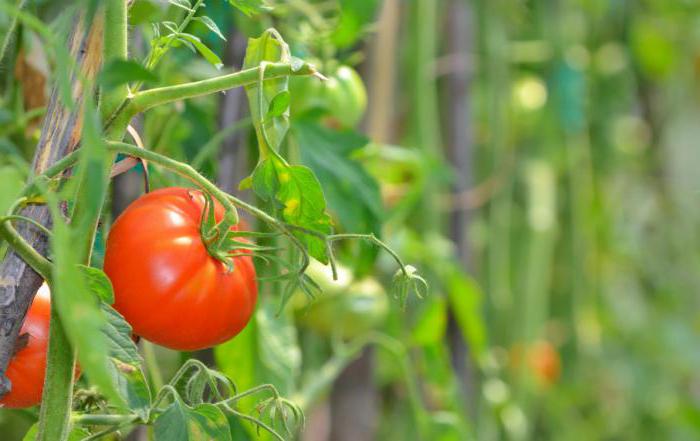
[[105, 141, 240, 225], [0, 215, 53, 238], [128, 62, 317, 116], [0, 221, 51, 279], [72, 413, 141, 426]]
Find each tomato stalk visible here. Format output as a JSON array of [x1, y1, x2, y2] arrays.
[[0, 220, 51, 280]]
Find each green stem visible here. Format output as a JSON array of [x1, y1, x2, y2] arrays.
[[0, 221, 51, 279], [101, 0, 128, 119], [72, 413, 140, 426], [221, 383, 279, 405], [36, 306, 77, 441], [327, 233, 409, 276], [128, 62, 316, 116], [0, 215, 53, 238], [105, 142, 239, 224]]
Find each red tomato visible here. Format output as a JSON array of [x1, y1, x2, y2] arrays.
[[1, 283, 50, 408], [103, 187, 258, 351]]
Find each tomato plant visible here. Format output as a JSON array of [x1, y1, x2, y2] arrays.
[[0, 284, 50, 409], [104, 187, 257, 351], [0, 1, 429, 439]]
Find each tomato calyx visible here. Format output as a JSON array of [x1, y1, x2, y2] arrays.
[[198, 191, 276, 272]]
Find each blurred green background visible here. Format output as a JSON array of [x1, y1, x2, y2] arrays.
[[2, 0, 700, 440]]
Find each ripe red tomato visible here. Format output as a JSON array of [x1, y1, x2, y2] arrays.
[[103, 187, 258, 351], [1, 283, 50, 408]]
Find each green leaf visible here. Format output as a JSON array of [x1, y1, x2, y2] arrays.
[[98, 59, 158, 89], [100, 303, 151, 418], [243, 29, 292, 153], [101, 304, 141, 365], [177, 33, 223, 69], [168, 0, 193, 11], [194, 16, 226, 41], [78, 265, 114, 304], [154, 400, 232, 441], [227, 0, 272, 16], [277, 165, 333, 262], [108, 357, 151, 421], [250, 158, 332, 262], [251, 158, 280, 203], [267, 91, 290, 117]]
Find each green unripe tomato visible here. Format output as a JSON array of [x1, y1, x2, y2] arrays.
[[291, 259, 353, 310], [289, 65, 367, 128], [295, 261, 388, 339], [323, 65, 367, 128]]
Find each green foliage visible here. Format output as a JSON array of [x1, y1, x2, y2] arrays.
[[227, 0, 271, 17], [154, 400, 231, 441], [296, 122, 382, 271]]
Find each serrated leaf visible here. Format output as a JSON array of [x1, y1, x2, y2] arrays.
[[177, 33, 223, 69], [78, 265, 114, 304], [101, 304, 141, 365], [108, 358, 151, 421], [194, 16, 226, 41], [250, 158, 332, 262], [101, 303, 151, 419], [228, 0, 272, 16], [154, 400, 232, 441], [98, 60, 158, 89]]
